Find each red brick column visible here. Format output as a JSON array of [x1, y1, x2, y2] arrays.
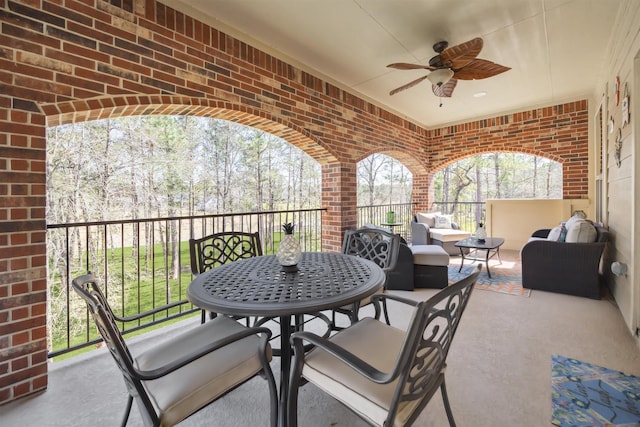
[[321, 161, 358, 252], [0, 108, 48, 402], [411, 172, 434, 213]]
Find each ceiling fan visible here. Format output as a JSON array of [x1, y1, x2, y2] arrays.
[[387, 37, 510, 98]]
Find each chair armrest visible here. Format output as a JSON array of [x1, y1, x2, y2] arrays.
[[521, 239, 606, 265], [113, 299, 191, 323], [531, 229, 551, 238], [132, 326, 272, 380], [521, 239, 607, 299], [410, 221, 431, 245], [290, 330, 396, 384], [371, 293, 419, 308]]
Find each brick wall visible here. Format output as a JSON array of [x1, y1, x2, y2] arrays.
[[0, 0, 589, 403], [426, 102, 589, 200]]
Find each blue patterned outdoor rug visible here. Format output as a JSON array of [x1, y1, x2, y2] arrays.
[[448, 263, 530, 297], [551, 354, 640, 426]]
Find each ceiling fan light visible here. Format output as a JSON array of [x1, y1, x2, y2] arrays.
[[427, 68, 454, 86]]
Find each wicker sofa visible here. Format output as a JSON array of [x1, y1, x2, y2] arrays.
[[410, 212, 471, 255], [521, 219, 609, 299]]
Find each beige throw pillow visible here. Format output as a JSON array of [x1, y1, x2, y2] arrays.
[[565, 219, 597, 243], [434, 214, 453, 229], [416, 212, 440, 228], [547, 226, 562, 241]]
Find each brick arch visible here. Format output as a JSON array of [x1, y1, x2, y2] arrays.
[[356, 148, 428, 176], [43, 96, 339, 165], [430, 147, 564, 173], [426, 101, 589, 199]]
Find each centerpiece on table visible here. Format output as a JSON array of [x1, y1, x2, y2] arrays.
[[475, 222, 487, 242], [277, 222, 302, 272]]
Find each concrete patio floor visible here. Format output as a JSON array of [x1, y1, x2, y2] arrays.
[[2, 250, 639, 426]]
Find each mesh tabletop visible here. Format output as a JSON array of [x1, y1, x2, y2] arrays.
[[187, 252, 385, 316]]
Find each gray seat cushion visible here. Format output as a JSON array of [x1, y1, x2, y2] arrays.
[[302, 318, 427, 426], [410, 245, 450, 267], [135, 316, 269, 426]]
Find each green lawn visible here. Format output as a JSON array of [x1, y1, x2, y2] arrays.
[[50, 231, 320, 360]]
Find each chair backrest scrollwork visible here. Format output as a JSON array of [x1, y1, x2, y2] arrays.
[[341, 228, 400, 273], [189, 231, 263, 275]]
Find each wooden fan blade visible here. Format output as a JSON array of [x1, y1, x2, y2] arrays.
[[453, 59, 511, 80], [389, 75, 429, 95], [440, 37, 483, 69], [387, 62, 435, 71], [432, 78, 457, 98]]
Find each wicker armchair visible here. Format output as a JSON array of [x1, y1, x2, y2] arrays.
[[411, 218, 471, 255], [521, 224, 609, 299]]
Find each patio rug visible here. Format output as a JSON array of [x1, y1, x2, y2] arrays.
[[551, 354, 640, 426], [447, 262, 531, 297]]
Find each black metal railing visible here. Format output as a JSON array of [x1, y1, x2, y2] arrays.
[[356, 201, 484, 242], [46, 207, 326, 358], [356, 202, 417, 241], [46, 202, 484, 358]]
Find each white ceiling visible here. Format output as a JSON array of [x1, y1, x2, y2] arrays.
[[165, 0, 622, 129]]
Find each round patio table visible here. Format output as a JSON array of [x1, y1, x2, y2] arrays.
[[187, 251, 385, 427]]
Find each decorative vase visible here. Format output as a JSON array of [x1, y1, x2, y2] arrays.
[[475, 222, 487, 242], [277, 223, 302, 272], [386, 211, 396, 223]]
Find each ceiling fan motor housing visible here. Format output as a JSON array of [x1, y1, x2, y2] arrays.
[[429, 40, 449, 67]]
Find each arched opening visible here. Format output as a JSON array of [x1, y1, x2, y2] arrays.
[[355, 152, 415, 234], [430, 152, 563, 230], [45, 106, 334, 359]]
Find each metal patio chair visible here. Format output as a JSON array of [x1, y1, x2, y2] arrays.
[[189, 231, 262, 323], [72, 273, 277, 427], [332, 227, 401, 329], [287, 264, 482, 427]]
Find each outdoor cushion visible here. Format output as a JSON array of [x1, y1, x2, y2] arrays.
[[136, 316, 268, 426], [301, 318, 426, 427], [547, 226, 562, 241], [434, 214, 453, 229], [415, 212, 440, 227], [429, 228, 471, 243], [411, 245, 450, 266], [565, 219, 597, 243], [547, 224, 567, 242]]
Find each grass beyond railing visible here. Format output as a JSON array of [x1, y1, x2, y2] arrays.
[[46, 208, 326, 359]]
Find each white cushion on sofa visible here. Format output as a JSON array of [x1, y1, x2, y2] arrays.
[[547, 226, 562, 241], [429, 228, 471, 243], [564, 214, 585, 231], [565, 220, 597, 243], [547, 225, 568, 242], [416, 212, 440, 228]]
